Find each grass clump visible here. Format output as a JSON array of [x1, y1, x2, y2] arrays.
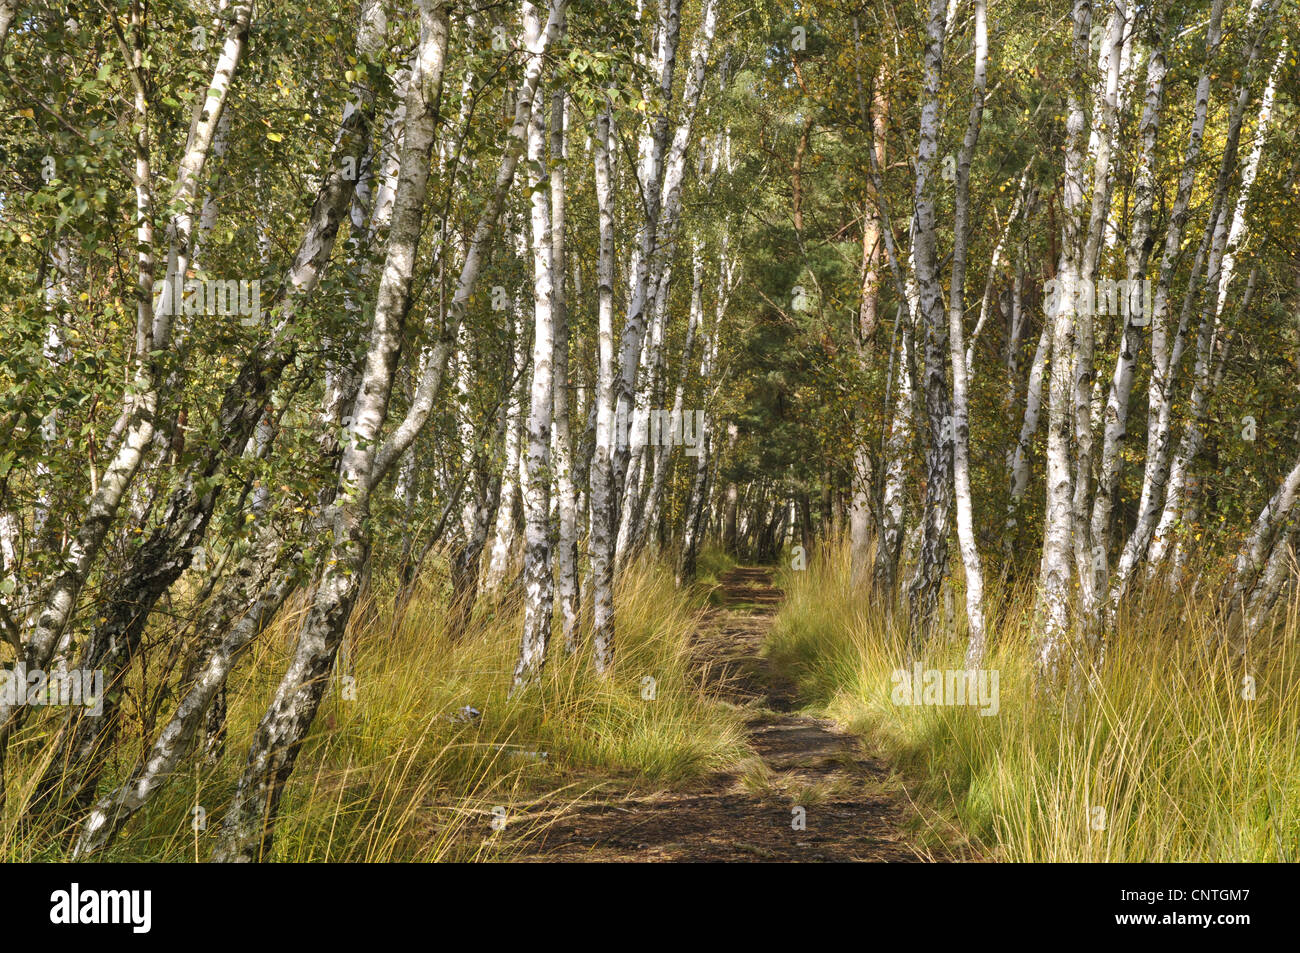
[[3, 557, 747, 862], [765, 540, 1300, 862]]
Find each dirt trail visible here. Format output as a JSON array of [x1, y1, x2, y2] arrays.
[[507, 566, 927, 861]]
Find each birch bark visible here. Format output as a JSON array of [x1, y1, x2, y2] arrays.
[[1035, 0, 1091, 684], [550, 80, 581, 654], [0, 0, 254, 805], [1091, 7, 1167, 561], [1111, 0, 1227, 606], [947, 0, 989, 666], [589, 102, 619, 674], [1147, 24, 1281, 576], [212, 0, 452, 860], [512, 16, 560, 689], [905, 0, 953, 635]]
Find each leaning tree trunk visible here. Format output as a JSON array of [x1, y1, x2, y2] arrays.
[[29, 8, 383, 825], [1111, 0, 1227, 609], [1147, 24, 1280, 577], [211, 0, 452, 861], [0, 0, 255, 808]]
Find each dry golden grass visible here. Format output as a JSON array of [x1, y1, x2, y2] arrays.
[[766, 539, 1300, 862], [2, 549, 747, 861]]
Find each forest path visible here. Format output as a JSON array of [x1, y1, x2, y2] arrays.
[[506, 566, 926, 861]]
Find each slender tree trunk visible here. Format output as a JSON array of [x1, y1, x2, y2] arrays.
[[1147, 28, 1281, 576], [549, 81, 581, 654], [1035, 0, 1091, 686], [512, 39, 560, 690], [850, 64, 889, 589], [485, 295, 526, 592], [906, 0, 953, 636], [1069, 0, 1127, 624], [0, 1, 255, 807], [1111, 0, 1227, 608], [946, 0, 989, 666], [1004, 321, 1049, 555], [677, 259, 723, 584], [636, 248, 704, 559], [876, 301, 915, 597], [612, 0, 682, 510], [589, 102, 619, 675], [1091, 7, 1168, 568]]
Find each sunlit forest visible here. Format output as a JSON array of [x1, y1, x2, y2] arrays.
[[1, 0, 1297, 866]]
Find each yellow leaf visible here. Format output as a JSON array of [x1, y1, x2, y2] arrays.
[[267, 131, 284, 142]]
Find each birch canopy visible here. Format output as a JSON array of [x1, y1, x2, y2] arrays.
[[2, 0, 1300, 862]]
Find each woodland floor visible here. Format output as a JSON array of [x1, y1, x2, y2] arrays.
[[501, 566, 936, 862]]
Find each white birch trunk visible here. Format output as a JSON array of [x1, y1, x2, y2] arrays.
[[905, 0, 952, 632], [549, 79, 580, 654], [0, 0, 16, 56], [1004, 316, 1049, 540], [1111, 0, 1227, 606], [850, 64, 890, 589], [1035, 0, 1091, 684], [589, 102, 619, 674], [485, 292, 526, 593], [1091, 7, 1167, 561], [1147, 29, 1281, 575], [212, 0, 452, 861], [512, 10, 561, 688], [947, 0, 989, 667], [612, 0, 682, 506], [0, 3, 254, 795]]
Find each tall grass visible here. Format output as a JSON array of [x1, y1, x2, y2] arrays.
[[766, 540, 1300, 861], [2, 556, 747, 861]]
